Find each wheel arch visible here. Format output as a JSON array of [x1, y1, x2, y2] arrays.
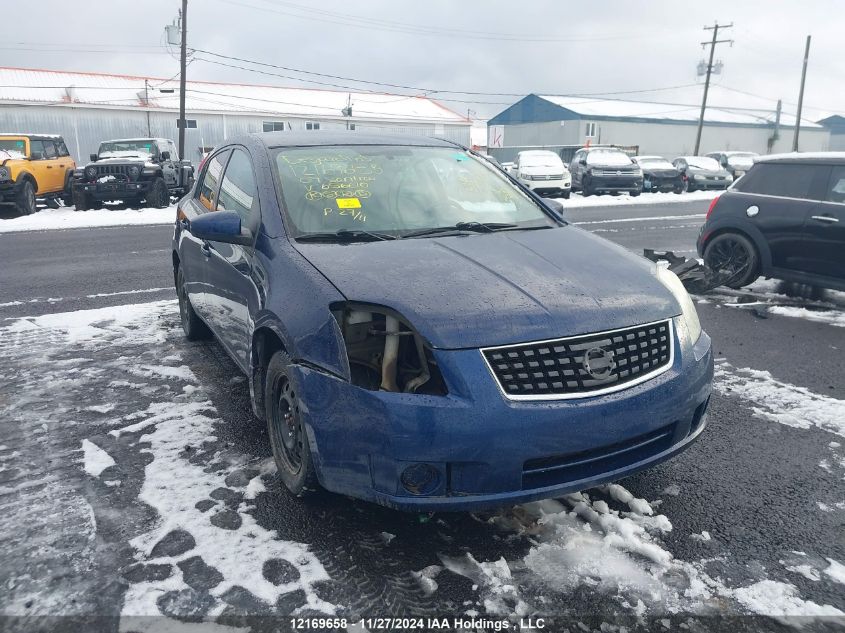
[[700, 222, 772, 272], [250, 323, 291, 421]]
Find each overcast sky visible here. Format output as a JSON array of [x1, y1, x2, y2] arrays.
[[3, 0, 842, 122]]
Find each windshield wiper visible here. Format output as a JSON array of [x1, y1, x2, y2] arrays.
[[295, 229, 398, 242], [403, 221, 518, 239]]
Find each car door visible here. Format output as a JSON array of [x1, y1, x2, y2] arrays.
[[181, 148, 231, 317], [731, 162, 824, 272], [202, 147, 262, 369], [39, 140, 64, 192], [54, 139, 74, 194], [27, 140, 50, 194], [800, 164, 845, 280], [161, 140, 180, 188]]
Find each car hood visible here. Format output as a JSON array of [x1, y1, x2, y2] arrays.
[[293, 227, 680, 349]]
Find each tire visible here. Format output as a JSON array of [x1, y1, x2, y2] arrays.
[[15, 180, 36, 216], [146, 177, 169, 209], [265, 350, 319, 497], [176, 265, 211, 341], [631, 190, 641, 197], [703, 232, 760, 289], [72, 189, 92, 211], [561, 191, 570, 199], [582, 182, 594, 197]]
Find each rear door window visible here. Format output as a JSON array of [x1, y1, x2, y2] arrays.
[[733, 163, 820, 200], [56, 140, 70, 157], [217, 149, 259, 234], [197, 149, 230, 212], [43, 141, 57, 159]]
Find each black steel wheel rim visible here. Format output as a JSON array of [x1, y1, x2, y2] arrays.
[[708, 237, 750, 280], [25, 184, 35, 212], [272, 377, 303, 474]]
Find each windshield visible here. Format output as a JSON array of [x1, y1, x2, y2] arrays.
[[636, 157, 674, 169], [0, 139, 27, 159], [520, 152, 563, 168], [586, 150, 633, 167], [98, 140, 158, 159], [274, 146, 553, 236], [686, 157, 721, 170]]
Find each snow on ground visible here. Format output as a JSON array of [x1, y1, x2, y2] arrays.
[[466, 488, 845, 620], [553, 190, 717, 209], [0, 205, 175, 233], [714, 361, 845, 438], [1, 300, 335, 623], [767, 306, 845, 328], [80, 439, 116, 477]]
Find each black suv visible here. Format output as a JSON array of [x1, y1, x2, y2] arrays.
[[570, 147, 642, 196], [697, 153, 845, 291], [72, 138, 194, 210]]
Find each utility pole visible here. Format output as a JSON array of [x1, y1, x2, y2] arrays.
[[144, 79, 151, 137], [793, 35, 811, 152], [768, 99, 782, 153], [178, 0, 188, 161], [694, 22, 733, 155]]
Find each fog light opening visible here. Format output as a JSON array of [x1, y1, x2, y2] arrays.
[[400, 463, 441, 496]]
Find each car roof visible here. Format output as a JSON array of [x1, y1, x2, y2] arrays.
[[237, 131, 461, 150], [0, 133, 63, 141], [100, 138, 169, 144], [755, 151, 845, 165]]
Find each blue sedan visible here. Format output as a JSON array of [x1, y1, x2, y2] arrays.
[[172, 132, 713, 512]]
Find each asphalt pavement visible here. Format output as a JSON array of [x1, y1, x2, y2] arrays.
[[1, 199, 844, 632]]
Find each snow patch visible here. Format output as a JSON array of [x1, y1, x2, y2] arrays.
[[732, 580, 844, 616], [0, 205, 175, 234], [80, 439, 115, 477]]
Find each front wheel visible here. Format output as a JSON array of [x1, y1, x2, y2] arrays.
[[704, 232, 760, 289], [561, 190, 570, 199], [176, 265, 211, 341], [630, 190, 641, 197], [146, 177, 169, 209], [72, 189, 92, 211], [15, 180, 36, 216], [266, 351, 319, 497]]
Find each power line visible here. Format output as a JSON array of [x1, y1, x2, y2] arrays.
[[212, 0, 673, 43]]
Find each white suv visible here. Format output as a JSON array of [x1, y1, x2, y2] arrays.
[[512, 150, 571, 199]]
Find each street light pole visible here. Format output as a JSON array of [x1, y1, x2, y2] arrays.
[[178, 0, 188, 160]]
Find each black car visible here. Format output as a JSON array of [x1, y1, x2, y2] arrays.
[[570, 147, 642, 196], [633, 156, 684, 193], [697, 152, 845, 291], [72, 138, 194, 210]]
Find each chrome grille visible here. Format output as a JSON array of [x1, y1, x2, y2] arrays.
[[481, 320, 673, 400]]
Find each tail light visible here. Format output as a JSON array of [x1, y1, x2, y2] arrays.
[[706, 195, 720, 220]]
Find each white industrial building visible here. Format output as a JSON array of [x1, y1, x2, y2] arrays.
[[487, 94, 830, 162], [0, 66, 471, 162]]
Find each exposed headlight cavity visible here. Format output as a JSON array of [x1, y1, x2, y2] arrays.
[[331, 303, 448, 395], [85, 165, 97, 179], [0, 166, 9, 181], [128, 165, 141, 179], [656, 266, 702, 342]]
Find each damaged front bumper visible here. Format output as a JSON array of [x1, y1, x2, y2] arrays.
[[291, 317, 713, 512]]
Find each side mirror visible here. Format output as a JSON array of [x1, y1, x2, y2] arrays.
[[160, 151, 171, 161], [90, 153, 98, 162], [579, 157, 587, 165], [188, 210, 254, 246], [544, 198, 566, 221]]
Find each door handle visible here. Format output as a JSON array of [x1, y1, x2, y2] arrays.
[[201, 241, 212, 257], [811, 215, 839, 223], [46, 165, 53, 169]]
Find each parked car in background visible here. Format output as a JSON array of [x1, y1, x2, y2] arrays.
[[706, 151, 759, 180], [72, 138, 194, 210], [698, 152, 845, 291], [0, 134, 75, 215], [511, 150, 571, 198], [173, 132, 712, 511], [673, 156, 733, 191], [633, 156, 684, 193], [570, 147, 643, 196], [477, 152, 503, 169]]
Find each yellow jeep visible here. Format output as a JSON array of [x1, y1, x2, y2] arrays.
[[0, 134, 76, 215]]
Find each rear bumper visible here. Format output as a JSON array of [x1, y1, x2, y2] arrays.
[[73, 180, 152, 199], [292, 317, 713, 512]]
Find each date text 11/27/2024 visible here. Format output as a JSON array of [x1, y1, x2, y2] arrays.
[[290, 617, 548, 630]]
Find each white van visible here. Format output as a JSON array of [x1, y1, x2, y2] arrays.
[[512, 150, 571, 198]]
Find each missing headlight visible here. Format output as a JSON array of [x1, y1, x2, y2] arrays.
[[331, 303, 447, 395]]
